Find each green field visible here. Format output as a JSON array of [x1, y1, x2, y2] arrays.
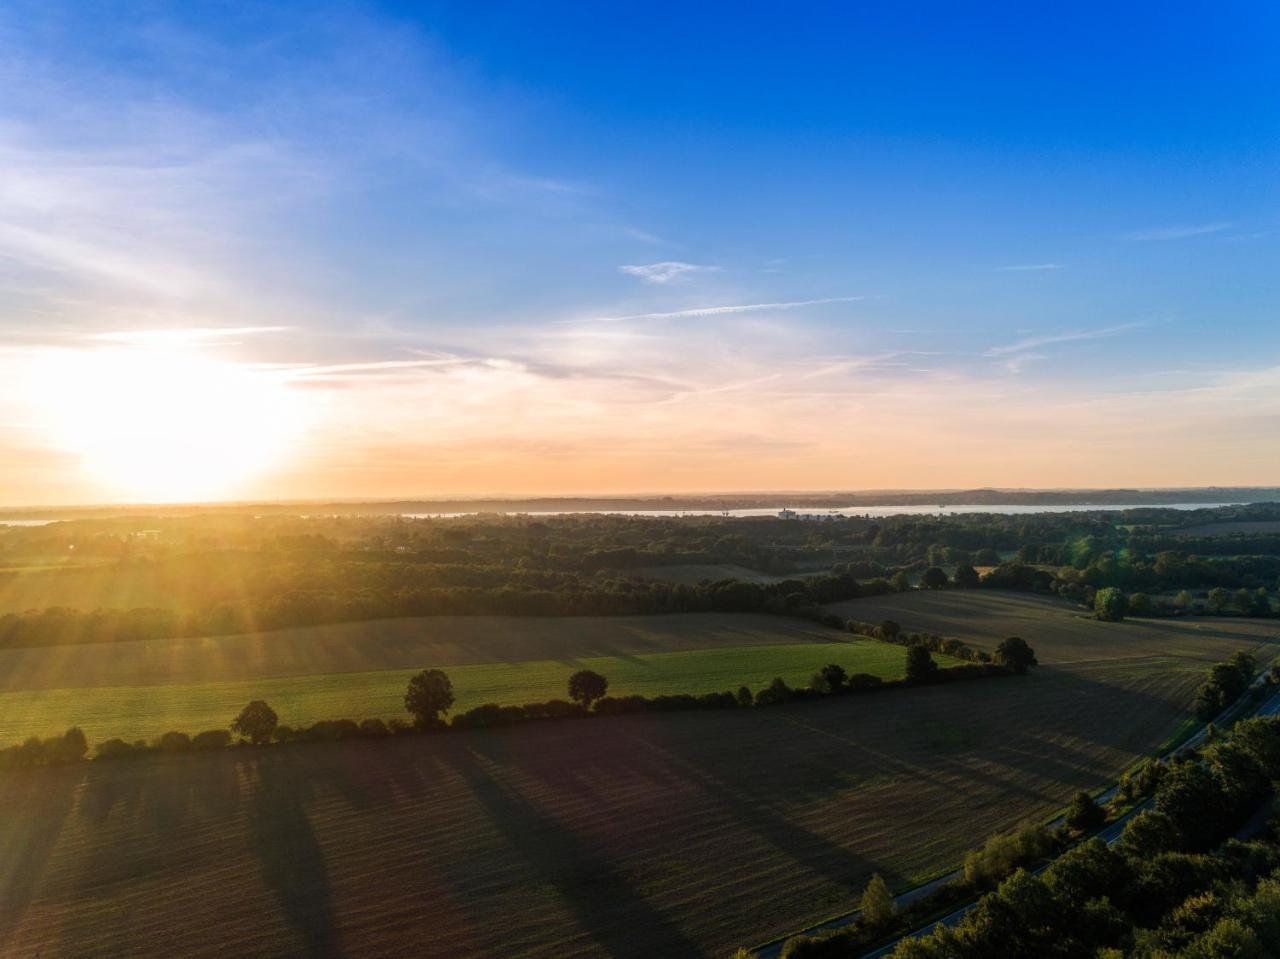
[[0, 639, 931, 744]]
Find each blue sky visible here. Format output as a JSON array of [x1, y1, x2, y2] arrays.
[[0, 2, 1278, 503]]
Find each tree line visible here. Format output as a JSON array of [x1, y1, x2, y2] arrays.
[[0, 640, 1036, 769]]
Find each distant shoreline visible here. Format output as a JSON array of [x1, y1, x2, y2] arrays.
[[1, 487, 1276, 520]]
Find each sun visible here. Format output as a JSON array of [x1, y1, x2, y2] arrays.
[[33, 346, 307, 502]]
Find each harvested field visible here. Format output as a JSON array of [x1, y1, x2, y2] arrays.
[[0, 658, 1250, 959], [3, 591, 1275, 959], [0, 639, 943, 744], [827, 589, 1280, 664]]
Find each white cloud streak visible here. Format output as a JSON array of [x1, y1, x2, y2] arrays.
[[984, 323, 1146, 358], [1121, 222, 1233, 241], [618, 261, 718, 283], [90, 327, 293, 344], [580, 296, 865, 324]]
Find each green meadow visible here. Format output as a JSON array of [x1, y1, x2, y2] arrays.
[[0, 639, 939, 745]]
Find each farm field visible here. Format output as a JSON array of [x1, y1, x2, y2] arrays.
[[0, 639, 936, 744], [3, 591, 1275, 959], [623, 563, 788, 584], [0, 561, 209, 613], [1173, 519, 1280, 535], [826, 588, 1280, 664], [0, 612, 841, 692]]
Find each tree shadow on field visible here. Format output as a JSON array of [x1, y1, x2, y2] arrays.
[[246, 754, 342, 959], [0, 766, 78, 950], [442, 740, 708, 959]]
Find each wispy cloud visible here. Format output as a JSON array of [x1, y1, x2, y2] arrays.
[[619, 261, 720, 284], [984, 322, 1145, 358], [90, 327, 292, 344], [995, 263, 1063, 272], [581, 296, 864, 324], [622, 227, 663, 245], [1121, 222, 1232, 241]]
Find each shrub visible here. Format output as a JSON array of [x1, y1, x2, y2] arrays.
[[156, 731, 192, 752], [1094, 587, 1127, 621], [839, 673, 879, 694], [192, 729, 232, 750], [303, 719, 360, 741], [754, 677, 793, 705], [860, 871, 896, 928], [994, 636, 1038, 674], [905, 644, 938, 682], [1064, 791, 1106, 832], [921, 566, 949, 589], [96, 738, 141, 760], [963, 823, 1058, 890]]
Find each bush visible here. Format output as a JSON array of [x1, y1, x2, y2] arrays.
[[754, 677, 793, 705], [192, 729, 232, 750], [1064, 791, 1106, 832], [302, 719, 360, 741], [905, 644, 938, 682], [156, 731, 192, 752], [963, 823, 1058, 890], [994, 636, 1038, 674], [95, 738, 141, 760], [1095, 587, 1127, 621], [847, 672, 883, 690]]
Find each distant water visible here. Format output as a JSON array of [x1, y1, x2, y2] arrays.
[[402, 502, 1241, 520], [0, 502, 1243, 526]]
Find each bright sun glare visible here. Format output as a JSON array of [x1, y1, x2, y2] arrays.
[[34, 347, 307, 502]]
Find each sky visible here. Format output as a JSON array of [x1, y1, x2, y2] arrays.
[[0, 1, 1278, 505]]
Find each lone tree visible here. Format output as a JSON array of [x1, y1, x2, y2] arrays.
[[905, 644, 938, 682], [880, 619, 901, 641], [921, 566, 949, 590], [568, 669, 609, 710], [953, 564, 980, 589], [994, 636, 1038, 674], [817, 663, 848, 692], [405, 668, 455, 728], [1208, 587, 1232, 614], [232, 700, 279, 744], [1094, 587, 1127, 622], [859, 872, 896, 929], [1064, 790, 1106, 832]]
